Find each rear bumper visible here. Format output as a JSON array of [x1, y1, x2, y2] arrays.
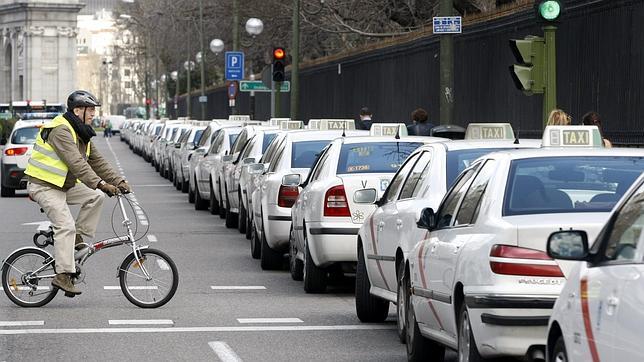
[[307, 222, 360, 267], [1, 163, 26, 189]]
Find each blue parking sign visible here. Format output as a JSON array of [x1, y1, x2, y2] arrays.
[[225, 52, 245, 81]]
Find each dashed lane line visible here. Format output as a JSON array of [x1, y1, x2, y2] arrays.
[[108, 320, 174, 326], [0, 324, 395, 335], [237, 318, 303, 324], [147, 235, 158, 242], [104, 286, 158, 290], [0, 321, 44, 327], [209, 341, 242, 362], [210, 286, 266, 290]]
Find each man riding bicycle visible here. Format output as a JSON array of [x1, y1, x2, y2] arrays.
[[25, 90, 131, 296]]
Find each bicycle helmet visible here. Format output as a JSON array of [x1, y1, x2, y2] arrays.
[[67, 90, 101, 110]]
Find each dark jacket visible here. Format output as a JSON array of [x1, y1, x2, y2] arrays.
[[407, 122, 435, 136]]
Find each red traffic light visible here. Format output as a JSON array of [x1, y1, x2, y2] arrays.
[[273, 48, 285, 60]]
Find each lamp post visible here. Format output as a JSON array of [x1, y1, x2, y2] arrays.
[[170, 70, 178, 118], [244, 18, 264, 120], [184, 60, 195, 118], [209, 38, 225, 86]]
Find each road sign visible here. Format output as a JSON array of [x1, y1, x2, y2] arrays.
[[225, 52, 245, 81], [198, 96, 207, 103], [433, 16, 462, 34], [227, 81, 238, 100], [240, 80, 290, 92]]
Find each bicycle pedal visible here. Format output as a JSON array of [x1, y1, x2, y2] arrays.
[[64, 291, 76, 298]]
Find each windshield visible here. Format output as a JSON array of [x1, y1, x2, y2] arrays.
[[229, 134, 240, 148], [262, 133, 278, 153], [11, 127, 40, 144], [192, 130, 204, 144], [503, 156, 644, 216], [291, 140, 330, 168], [337, 142, 423, 174], [446, 148, 505, 187]]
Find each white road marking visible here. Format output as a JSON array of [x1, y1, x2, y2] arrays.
[[147, 235, 157, 243], [210, 286, 266, 290], [0, 321, 45, 327], [108, 320, 173, 326], [157, 259, 170, 270], [140, 220, 149, 226], [237, 318, 303, 324], [103, 286, 159, 290], [135, 184, 173, 187], [135, 210, 145, 216], [0, 324, 394, 335], [209, 341, 242, 362]]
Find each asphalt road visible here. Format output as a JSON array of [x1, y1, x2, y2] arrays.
[[0, 135, 410, 361]]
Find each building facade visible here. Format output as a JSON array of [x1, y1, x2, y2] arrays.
[[0, 0, 83, 105]]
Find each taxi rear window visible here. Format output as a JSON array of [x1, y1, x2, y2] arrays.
[[503, 156, 644, 216], [446, 148, 501, 187], [229, 134, 239, 147], [11, 127, 39, 144], [192, 130, 204, 144], [291, 140, 329, 168], [337, 142, 422, 174], [262, 133, 278, 153]]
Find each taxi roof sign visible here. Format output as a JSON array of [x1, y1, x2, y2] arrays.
[[465, 123, 515, 140], [268, 118, 290, 126], [369, 123, 408, 137], [229, 115, 251, 122], [308, 119, 356, 131], [542, 125, 603, 148], [241, 120, 263, 127], [279, 120, 304, 130]]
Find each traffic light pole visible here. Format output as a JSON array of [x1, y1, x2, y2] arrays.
[[290, 0, 300, 121], [275, 81, 282, 118], [439, 0, 454, 125], [231, 0, 239, 115], [543, 25, 557, 126]]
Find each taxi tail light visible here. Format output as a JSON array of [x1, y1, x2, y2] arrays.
[[324, 185, 351, 217], [489, 244, 564, 277], [278, 185, 299, 208], [4, 147, 28, 156]]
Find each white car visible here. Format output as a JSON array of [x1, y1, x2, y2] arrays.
[[404, 126, 644, 361], [355, 125, 541, 338], [1, 118, 51, 197], [250, 129, 367, 270], [161, 123, 191, 180], [223, 128, 281, 234], [172, 124, 207, 192], [546, 173, 644, 362], [290, 135, 439, 292], [153, 120, 183, 172], [193, 126, 242, 210]]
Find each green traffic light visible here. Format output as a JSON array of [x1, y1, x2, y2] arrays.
[[539, 0, 561, 21]]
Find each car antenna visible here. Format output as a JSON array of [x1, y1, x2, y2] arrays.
[[395, 127, 401, 140], [341, 122, 346, 137], [514, 129, 520, 144]]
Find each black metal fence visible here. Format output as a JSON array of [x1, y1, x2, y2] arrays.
[[168, 0, 644, 144]]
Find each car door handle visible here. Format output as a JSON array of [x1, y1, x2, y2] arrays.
[[378, 221, 385, 232], [429, 245, 437, 254], [396, 220, 403, 229]]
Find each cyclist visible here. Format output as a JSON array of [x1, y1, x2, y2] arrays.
[[25, 90, 131, 296]]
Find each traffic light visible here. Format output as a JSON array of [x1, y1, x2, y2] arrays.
[[508, 36, 545, 95], [272, 47, 286, 82], [536, 0, 562, 22]]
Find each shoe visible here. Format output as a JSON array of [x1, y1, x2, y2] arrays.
[[75, 234, 88, 251], [51, 274, 82, 296]]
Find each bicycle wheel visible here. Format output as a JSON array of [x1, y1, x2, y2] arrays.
[[2, 247, 58, 307], [118, 248, 178, 308]]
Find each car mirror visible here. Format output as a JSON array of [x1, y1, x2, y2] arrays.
[[174, 143, 181, 149], [222, 155, 234, 162], [242, 157, 256, 165], [416, 207, 436, 230], [354, 188, 377, 204], [282, 174, 301, 186], [547, 230, 589, 260], [248, 163, 265, 175]]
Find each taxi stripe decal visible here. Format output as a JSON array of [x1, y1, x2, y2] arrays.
[[368, 217, 390, 291], [580, 277, 600, 362], [416, 242, 444, 330]]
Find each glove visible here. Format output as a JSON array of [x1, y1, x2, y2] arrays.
[[98, 182, 119, 197], [117, 180, 132, 194]]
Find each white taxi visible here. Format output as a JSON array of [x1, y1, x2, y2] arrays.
[[290, 129, 441, 293], [250, 127, 367, 270], [171, 123, 208, 192], [1, 118, 51, 197], [355, 124, 541, 339], [404, 126, 644, 361], [546, 173, 644, 362]]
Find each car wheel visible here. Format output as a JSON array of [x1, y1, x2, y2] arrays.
[[396, 261, 407, 343], [289, 229, 303, 281], [218, 181, 226, 219], [0, 184, 15, 197], [458, 303, 483, 362], [194, 181, 208, 210], [181, 173, 189, 193], [552, 335, 568, 362], [209, 181, 219, 215], [260, 223, 282, 270], [245, 213, 252, 240], [174, 171, 181, 190], [250, 220, 261, 259], [237, 195, 247, 234], [406, 270, 445, 361], [168, 166, 174, 181], [355, 247, 389, 322], [225, 189, 238, 228], [188, 179, 196, 203], [303, 235, 327, 293]]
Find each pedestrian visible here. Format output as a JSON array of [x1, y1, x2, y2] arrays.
[[356, 107, 373, 130], [104, 119, 112, 138], [406, 108, 435, 136], [546, 109, 572, 126], [25, 90, 132, 296], [582, 111, 612, 148]]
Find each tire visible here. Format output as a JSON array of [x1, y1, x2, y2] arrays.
[[552, 335, 568, 362], [237, 195, 247, 234], [1, 248, 58, 307], [188, 178, 196, 203], [289, 229, 303, 281], [181, 173, 189, 193], [167, 166, 174, 181], [194, 181, 208, 210], [260, 223, 283, 270], [396, 261, 407, 343], [218, 181, 226, 219], [458, 303, 484, 362], [209, 181, 220, 215], [245, 214, 252, 240], [303, 235, 327, 293], [1, 184, 15, 197], [225, 191, 238, 229], [118, 248, 178, 308], [406, 268, 445, 361], [174, 171, 181, 190], [355, 247, 389, 322], [250, 221, 261, 259]]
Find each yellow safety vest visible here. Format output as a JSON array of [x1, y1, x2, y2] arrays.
[[25, 115, 91, 187]]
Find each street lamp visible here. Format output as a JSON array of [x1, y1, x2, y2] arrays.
[[196, 51, 203, 63], [170, 71, 178, 117], [210, 39, 224, 54], [245, 18, 264, 38]]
